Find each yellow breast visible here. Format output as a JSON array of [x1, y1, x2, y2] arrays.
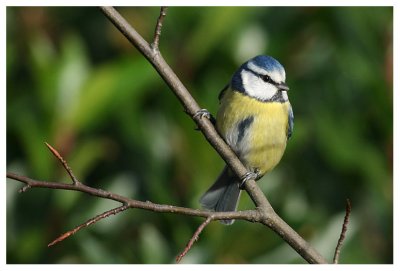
[[217, 90, 290, 176]]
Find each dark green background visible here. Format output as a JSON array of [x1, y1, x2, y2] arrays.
[[6, 7, 393, 264]]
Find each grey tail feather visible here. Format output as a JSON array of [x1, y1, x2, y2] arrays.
[[199, 166, 241, 225]]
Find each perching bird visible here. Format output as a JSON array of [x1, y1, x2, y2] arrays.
[[199, 55, 293, 224]]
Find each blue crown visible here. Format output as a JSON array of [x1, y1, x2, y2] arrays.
[[231, 55, 284, 93], [251, 55, 284, 72]]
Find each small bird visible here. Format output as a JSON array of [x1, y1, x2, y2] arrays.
[[199, 55, 293, 224]]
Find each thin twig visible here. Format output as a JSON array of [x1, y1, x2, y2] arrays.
[[176, 216, 213, 263], [45, 142, 81, 185], [333, 199, 352, 264], [151, 6, 168, 50], [48, 205, 129, 247]]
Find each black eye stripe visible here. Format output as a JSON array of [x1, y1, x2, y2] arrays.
[[243, 67, 277, 85], [261, 74, 280, 87]]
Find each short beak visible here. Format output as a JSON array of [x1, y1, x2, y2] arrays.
[[277, 82, 289, 91]]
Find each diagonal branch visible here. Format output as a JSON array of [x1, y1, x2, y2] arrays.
[[99, 7, 269, 207], [99, 6, 328, 264]]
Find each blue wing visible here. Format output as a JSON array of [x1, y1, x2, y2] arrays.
[[287, 104, 294, 140]]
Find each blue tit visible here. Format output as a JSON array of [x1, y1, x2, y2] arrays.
[[199, 55, 293, 224]]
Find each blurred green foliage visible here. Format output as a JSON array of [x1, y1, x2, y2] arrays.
[[6, 6, 392, 264]]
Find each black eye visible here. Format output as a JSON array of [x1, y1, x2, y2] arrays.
[[262, 74, 272, 83]]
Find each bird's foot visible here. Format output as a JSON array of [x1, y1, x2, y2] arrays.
[[239, 169, 260, 189], [193, 109, 211, 119], [193, 108, 216, 127]]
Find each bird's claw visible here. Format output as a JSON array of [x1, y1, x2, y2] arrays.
[[239, 170, 260, 189], [193, 109, 216, 129], [193, 109, 211, 120]]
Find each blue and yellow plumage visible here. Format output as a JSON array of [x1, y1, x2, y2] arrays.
[[200, 55, 293, 224]]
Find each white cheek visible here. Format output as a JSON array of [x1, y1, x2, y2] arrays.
[[241, 70, 277, 100]]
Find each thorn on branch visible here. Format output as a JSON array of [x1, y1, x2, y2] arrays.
[[176, 216, 213, 263], [18, 185, 31, 193], [151, 6, 168, 51], [45, 142, 81, 185], [48, 205, 129, 247], [333, 198, 352, 264]]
